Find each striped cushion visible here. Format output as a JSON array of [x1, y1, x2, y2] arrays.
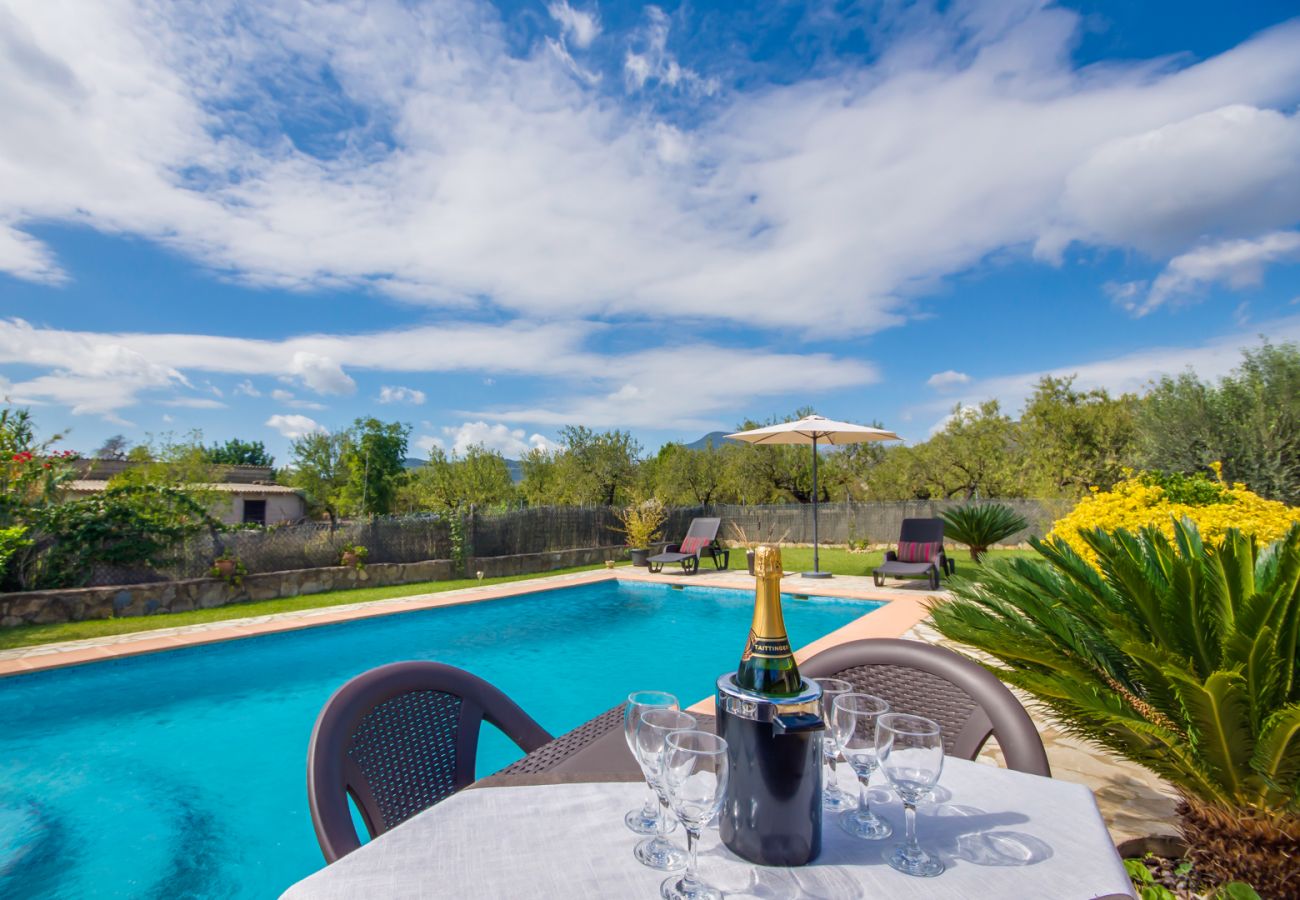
[[897, 541, 940, 563], [679, 536, 710, 556]]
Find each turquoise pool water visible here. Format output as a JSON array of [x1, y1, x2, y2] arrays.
[[0, 580, 879, 898]]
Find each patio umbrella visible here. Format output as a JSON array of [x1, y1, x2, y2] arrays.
[[725, 414, 900, 579]]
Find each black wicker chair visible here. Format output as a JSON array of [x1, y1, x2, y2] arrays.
[[801, 638, 1050, 776], [307, 661, 553, 863], [873, 518, 955, 589]]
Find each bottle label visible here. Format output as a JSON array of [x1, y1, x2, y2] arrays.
[[744, 631, 793, 659]]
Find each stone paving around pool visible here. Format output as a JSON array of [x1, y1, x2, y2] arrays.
[[0, 563, 1179, 849]]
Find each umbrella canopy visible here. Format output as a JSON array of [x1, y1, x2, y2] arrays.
[[726, 415, 901, 578], [725, 415, 900, 446]]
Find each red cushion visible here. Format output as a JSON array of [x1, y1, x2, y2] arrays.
[[897, 541, 940, 563], [679, 536, 710, 556]]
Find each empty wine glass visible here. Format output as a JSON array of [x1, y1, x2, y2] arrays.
[[876, 712, 945, 877], [812, 677, 854, 812], [624, 691, 680, 835], [634, 708, 697, 870], [659, 730, 729, 900], [831, 692, 893, 839]]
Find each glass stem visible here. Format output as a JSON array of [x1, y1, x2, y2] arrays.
[[642, 785, 658, 820], [827, 755, 839, 790], [682, 826, 700, 890], [857, 769, 873, 816], [656, 792, 671, 842], [904, 801, 919, 855]]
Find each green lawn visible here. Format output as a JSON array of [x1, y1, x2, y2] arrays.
[[0, 562, 622, 652], [0, 546, 1040, 653], [714, 545, 1036, 576]]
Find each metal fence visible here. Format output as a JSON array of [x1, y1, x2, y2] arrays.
[[77, 499, 1070, 587]]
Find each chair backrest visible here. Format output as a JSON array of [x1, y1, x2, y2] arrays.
[[801, 638, 1050, 776], [679, 517, 721, 555], [898, 517, 945, 544], [308, 661, 553, 863]]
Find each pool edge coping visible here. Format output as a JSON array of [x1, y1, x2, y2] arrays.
[[0, 569, 936, 679]]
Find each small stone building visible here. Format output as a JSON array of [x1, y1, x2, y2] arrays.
[[65, 462, 307, 526]]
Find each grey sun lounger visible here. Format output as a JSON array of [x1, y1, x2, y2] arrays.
[[647, 517, 729, 575], [873, 517, 954, 590]]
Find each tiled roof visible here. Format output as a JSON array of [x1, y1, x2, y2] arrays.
[[65, 480, 302, 495]]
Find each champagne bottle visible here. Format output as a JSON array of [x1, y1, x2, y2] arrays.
[[736, 545, 802, 696]]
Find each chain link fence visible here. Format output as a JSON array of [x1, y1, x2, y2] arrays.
[[76, 499, 1070, 587]]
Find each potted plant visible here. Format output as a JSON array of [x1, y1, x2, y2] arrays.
[[726, 521, 791, 575], [930, 521, 1300, 897], [615, 498, 667, 567], [939, 502, 1029, 562], [339, 543, 368, 569], [209, 552, 247, 587]]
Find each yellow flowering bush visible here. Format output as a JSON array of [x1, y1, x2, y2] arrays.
[[1050, 463, 1300, 563]]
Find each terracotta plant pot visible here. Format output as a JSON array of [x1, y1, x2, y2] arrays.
[[213, 558, 237, 579], [341, 551, 361, 568], [629, 548, 650, 567]]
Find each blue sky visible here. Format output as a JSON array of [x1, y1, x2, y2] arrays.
[[2, 0, 1300, 463]]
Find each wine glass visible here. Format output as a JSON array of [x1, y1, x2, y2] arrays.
[[624, 691, 680, 835], [633, 708, 697, 870], [659, 730, 729, 900], [831, 692, 893, 839], [876, 712, 945, 877], [811, 677, 854, 812]]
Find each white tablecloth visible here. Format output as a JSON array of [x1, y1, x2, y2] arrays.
[[283, 758, 1135, 899]]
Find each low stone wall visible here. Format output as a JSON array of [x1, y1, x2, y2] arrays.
[[0, 545, 632, 628], [468, 544, 625, 578]]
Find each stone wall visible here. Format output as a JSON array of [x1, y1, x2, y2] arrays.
[[0, 545, 632, 628]]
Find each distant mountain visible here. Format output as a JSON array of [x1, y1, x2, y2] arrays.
[[684, 431, 732, 451], [403, 456, 524, 483]]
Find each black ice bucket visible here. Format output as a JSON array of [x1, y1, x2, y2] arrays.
[[715, 672, 824, 866]]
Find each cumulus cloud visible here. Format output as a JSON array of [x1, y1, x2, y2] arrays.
[[289, 352, 355, 396], [547, 1, 600, 49], [420, 421, 558, 458], [926, 370, 970, 390], [378, 385, 427, 405], [265, 414, 326, 439]]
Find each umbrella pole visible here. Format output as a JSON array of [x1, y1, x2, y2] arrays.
[[804, 436, 830, 578]]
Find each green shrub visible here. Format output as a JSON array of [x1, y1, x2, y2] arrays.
[[939, 502, 1029, 561], [930, 521, 1300, 895]]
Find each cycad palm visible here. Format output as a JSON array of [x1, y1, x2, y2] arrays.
[[930, 520, 1300, 894]]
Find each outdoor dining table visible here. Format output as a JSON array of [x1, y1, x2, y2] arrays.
[[281, 718, 1137, 900]]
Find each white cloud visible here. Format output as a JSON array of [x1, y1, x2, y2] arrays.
[[234, 380, 261, 397], [926, 370, 970, 390], [546, 1, 600, 49], [1139, 231, 1300, 314], [378, 385, 427, 405], [1050, 106, 1300, 259], [0, 318, 877, 425], [0, 3, 1298, 341], [265, 413, 326, 439], [422, 421, 558, 458], [289, 352, 355, 396], [160, 397, 226, 409], [624, 7, 718, 96]]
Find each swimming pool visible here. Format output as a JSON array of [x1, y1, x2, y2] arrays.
[[0, 579, 880, 898]]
